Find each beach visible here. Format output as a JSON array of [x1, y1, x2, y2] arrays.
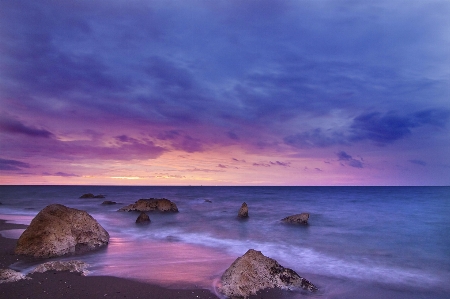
[[0, 219, 293, 299], [0, 219, 225, 299], [1, 186, 449, 299]]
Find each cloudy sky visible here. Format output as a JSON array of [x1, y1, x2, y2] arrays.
[[1, 0, 449, 185]]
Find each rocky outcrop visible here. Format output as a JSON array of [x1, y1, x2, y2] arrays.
[[238, 202, 248, 218], [281, 213, 310, 224], [118, 198, 178, 212], [15, 204, 110, 258], [32, 260, 90, 276], [219, 249, 317, 298], [80, 193, 105, 199], [101, 200, 117, 205], [136, 212, 151, 224], [0, 269, 29, 284]]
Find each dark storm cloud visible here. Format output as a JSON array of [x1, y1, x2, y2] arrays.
[[285, 109, 450, 149], [0, 158, 30, 171], [349, 109, 450, 145], [337, 151, 363, 168], [0, 117, 54, 138]]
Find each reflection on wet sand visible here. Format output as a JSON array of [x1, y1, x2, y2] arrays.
[[83, 236, 235, 288]]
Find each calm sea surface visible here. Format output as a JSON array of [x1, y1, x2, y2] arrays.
[[0, 186, 449, 299]]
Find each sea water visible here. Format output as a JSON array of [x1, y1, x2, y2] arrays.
[[0, 186, 449, 299]]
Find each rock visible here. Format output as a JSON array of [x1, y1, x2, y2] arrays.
[[80, 193, 105, 199], [238, 202, 248, 218], [31, 260, 90, 276], [15, 204, 110, 258], [101, 200, 117, 205], [281, 213, 310, 224], [0, 269, 29, 284], [204, 199, 212, 203], [136, 212, 151, 224], [118, 198, 178, 212], [80, 193, 95, 198], [219, 249, 317, 298]]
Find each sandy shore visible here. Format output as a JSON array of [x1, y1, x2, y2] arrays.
[[0, 219, 290, 299]]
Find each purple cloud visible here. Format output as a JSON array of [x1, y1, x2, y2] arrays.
[[337, 151, 363, 168], [0, 117, 53, 138], [0, 158, 30, 171]]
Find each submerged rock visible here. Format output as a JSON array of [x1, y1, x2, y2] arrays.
[[101, 200, 117, 205], [281, 213, 310, 224], [118, 198, 178, 212], [219, 249, 317, 298], [238, 202, 249, 218], [15, 204, 110, 258], [80, 193, 105, 199], [136, 212, 151, 224], [32, 260, 90, 276], [0, 269, 29, 284]]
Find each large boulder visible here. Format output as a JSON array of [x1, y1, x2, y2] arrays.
[[219, 249, 317, 298], [15, 204, 110, 258], [118, 198, 178, 212], [238, 202, 249, 218], [281, 213, 310, 224]]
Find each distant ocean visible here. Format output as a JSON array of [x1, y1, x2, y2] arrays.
[[1, 186, 449, 299]]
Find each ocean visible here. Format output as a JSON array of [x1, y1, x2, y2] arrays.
[[0, 186, 449, 299]]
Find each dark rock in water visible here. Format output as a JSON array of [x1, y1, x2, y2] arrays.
[[15, 204, 109, 258], [80, 193, 105, 199], [238, 202, 248, 218], [219, 249, 317, 298], [118, 198, 178, 212], [281, 213, 310, 224], [204, 199, 212, 203], [101, 200, 117, 205], [136, 212, 151, 224]]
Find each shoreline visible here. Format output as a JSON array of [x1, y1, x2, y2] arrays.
[[0, 218, 289, 299], [0, 219, 222, 299]]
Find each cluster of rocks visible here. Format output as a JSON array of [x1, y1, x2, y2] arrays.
[[7, 197, 316, 298], [237, 202, 310, 225]]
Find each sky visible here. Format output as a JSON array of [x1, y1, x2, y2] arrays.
[[0, 0, 449, 186]]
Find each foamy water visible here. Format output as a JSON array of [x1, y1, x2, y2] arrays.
[[1, 186, 449, 298]]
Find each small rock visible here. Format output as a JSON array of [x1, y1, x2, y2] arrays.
[[219, 249, 317, 298], [0, 269, 29, 284], [238, 202, 248, 218], [101, 201, 117, 205], [80, 193, 105, 199], [136, 212, 151, 224], [281, 213, 310, 224], [32, 260, 90, 276], [204, 200, 212, 203]]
